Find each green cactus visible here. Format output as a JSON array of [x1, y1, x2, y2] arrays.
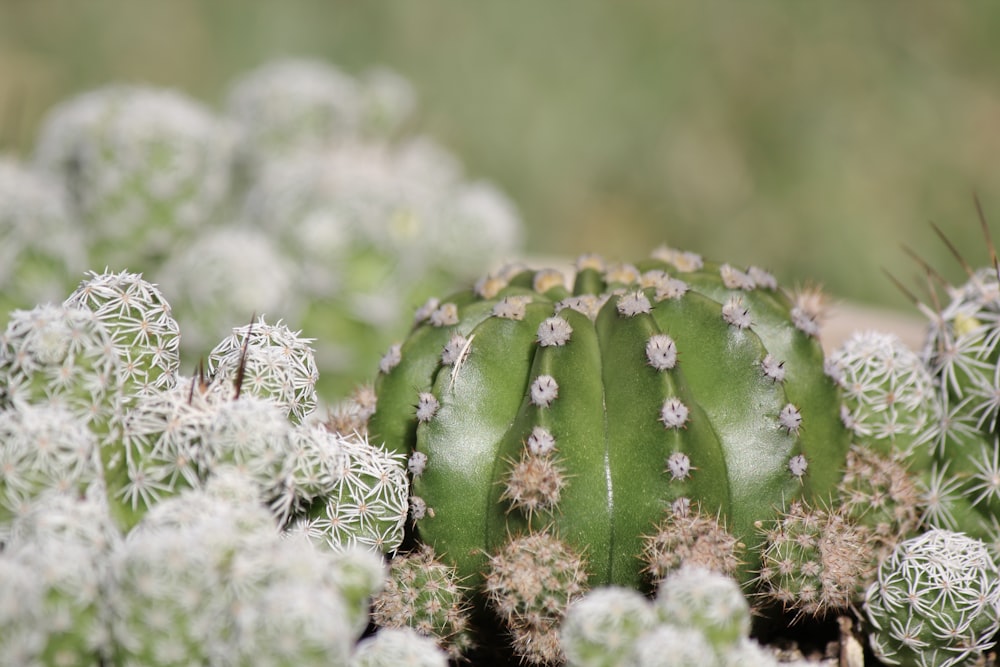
[[370, 544, 475, 660], [864, 529, 1000, 667], [365, 249, 852, 662]]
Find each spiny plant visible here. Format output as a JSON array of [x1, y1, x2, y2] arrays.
[[224, 57, 416, 173], [363, 248, 854, 662], [32, 84, 236, 269], [889, 214, 1000, 548], [0, 154, 85, 321], [864, 529, 1000, 667], [370, 545, 475, 660], [0, 468, 410, 667], [561, 567, 809, 667], [64, 269, 182, 401]]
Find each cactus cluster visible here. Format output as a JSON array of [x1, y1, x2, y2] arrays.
[[0, 267, 453, 665], [0, 470, 423, 666], [362, 249, 857, 662], [4, 57, 523, 402], [560, 566, 811, 667]]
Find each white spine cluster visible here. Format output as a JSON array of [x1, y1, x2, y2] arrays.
[[864, 529, 1000, 667]]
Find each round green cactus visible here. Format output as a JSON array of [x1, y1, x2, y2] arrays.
[[369, 250, 851, 594], [364, 250, 852, 662]]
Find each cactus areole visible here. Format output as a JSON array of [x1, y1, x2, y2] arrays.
[[369, 250, 852, 588]]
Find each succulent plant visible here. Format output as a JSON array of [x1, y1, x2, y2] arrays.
[[364, 249, 853, 661], [834, 293, 1000, 549], [206, 315, 320, 424], [0, 490, 119, 666], [0, 155, 86, 321], [32, 84, 236, 269], [864, 528, 1000, 667], [370, 544, 475, 660], [0, 303, 122, 435], [64, 269, 182, 402], [561, 567, 798, 667], [0, 400, 102, 543], [0, 463, 391, 667], [559, 586, 660, 667], [350, 628, 449, 667], [240, 137, 523, 398], [224, 58, 416, 173]]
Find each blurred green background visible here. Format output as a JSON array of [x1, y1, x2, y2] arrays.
[[3, 0, 1000, 310]]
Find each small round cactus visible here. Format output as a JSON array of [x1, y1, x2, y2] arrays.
[[864, 529, 1000, 667], [292, 431, 410, 554], [756, 501, 874, 617], [0, 155, 85, 319], [32, 84, 235, 268], [561, 567, 790, 667], [0, 303, 122, 433], [0, 400, 101, 542], [206, 315, 320, 424], [350, 627, 449, 667], [64, 269, 182, 401], [0, 491, 118, 666], [656, 566, 752, 650], [560, 587, 659, 667], [826, 330, 939, 464], [371, 545, 475, 660], [485, 531, 590, 665]]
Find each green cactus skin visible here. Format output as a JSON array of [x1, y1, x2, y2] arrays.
[[864, 529, 1000, 667], [368, 251, 852, 597]]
